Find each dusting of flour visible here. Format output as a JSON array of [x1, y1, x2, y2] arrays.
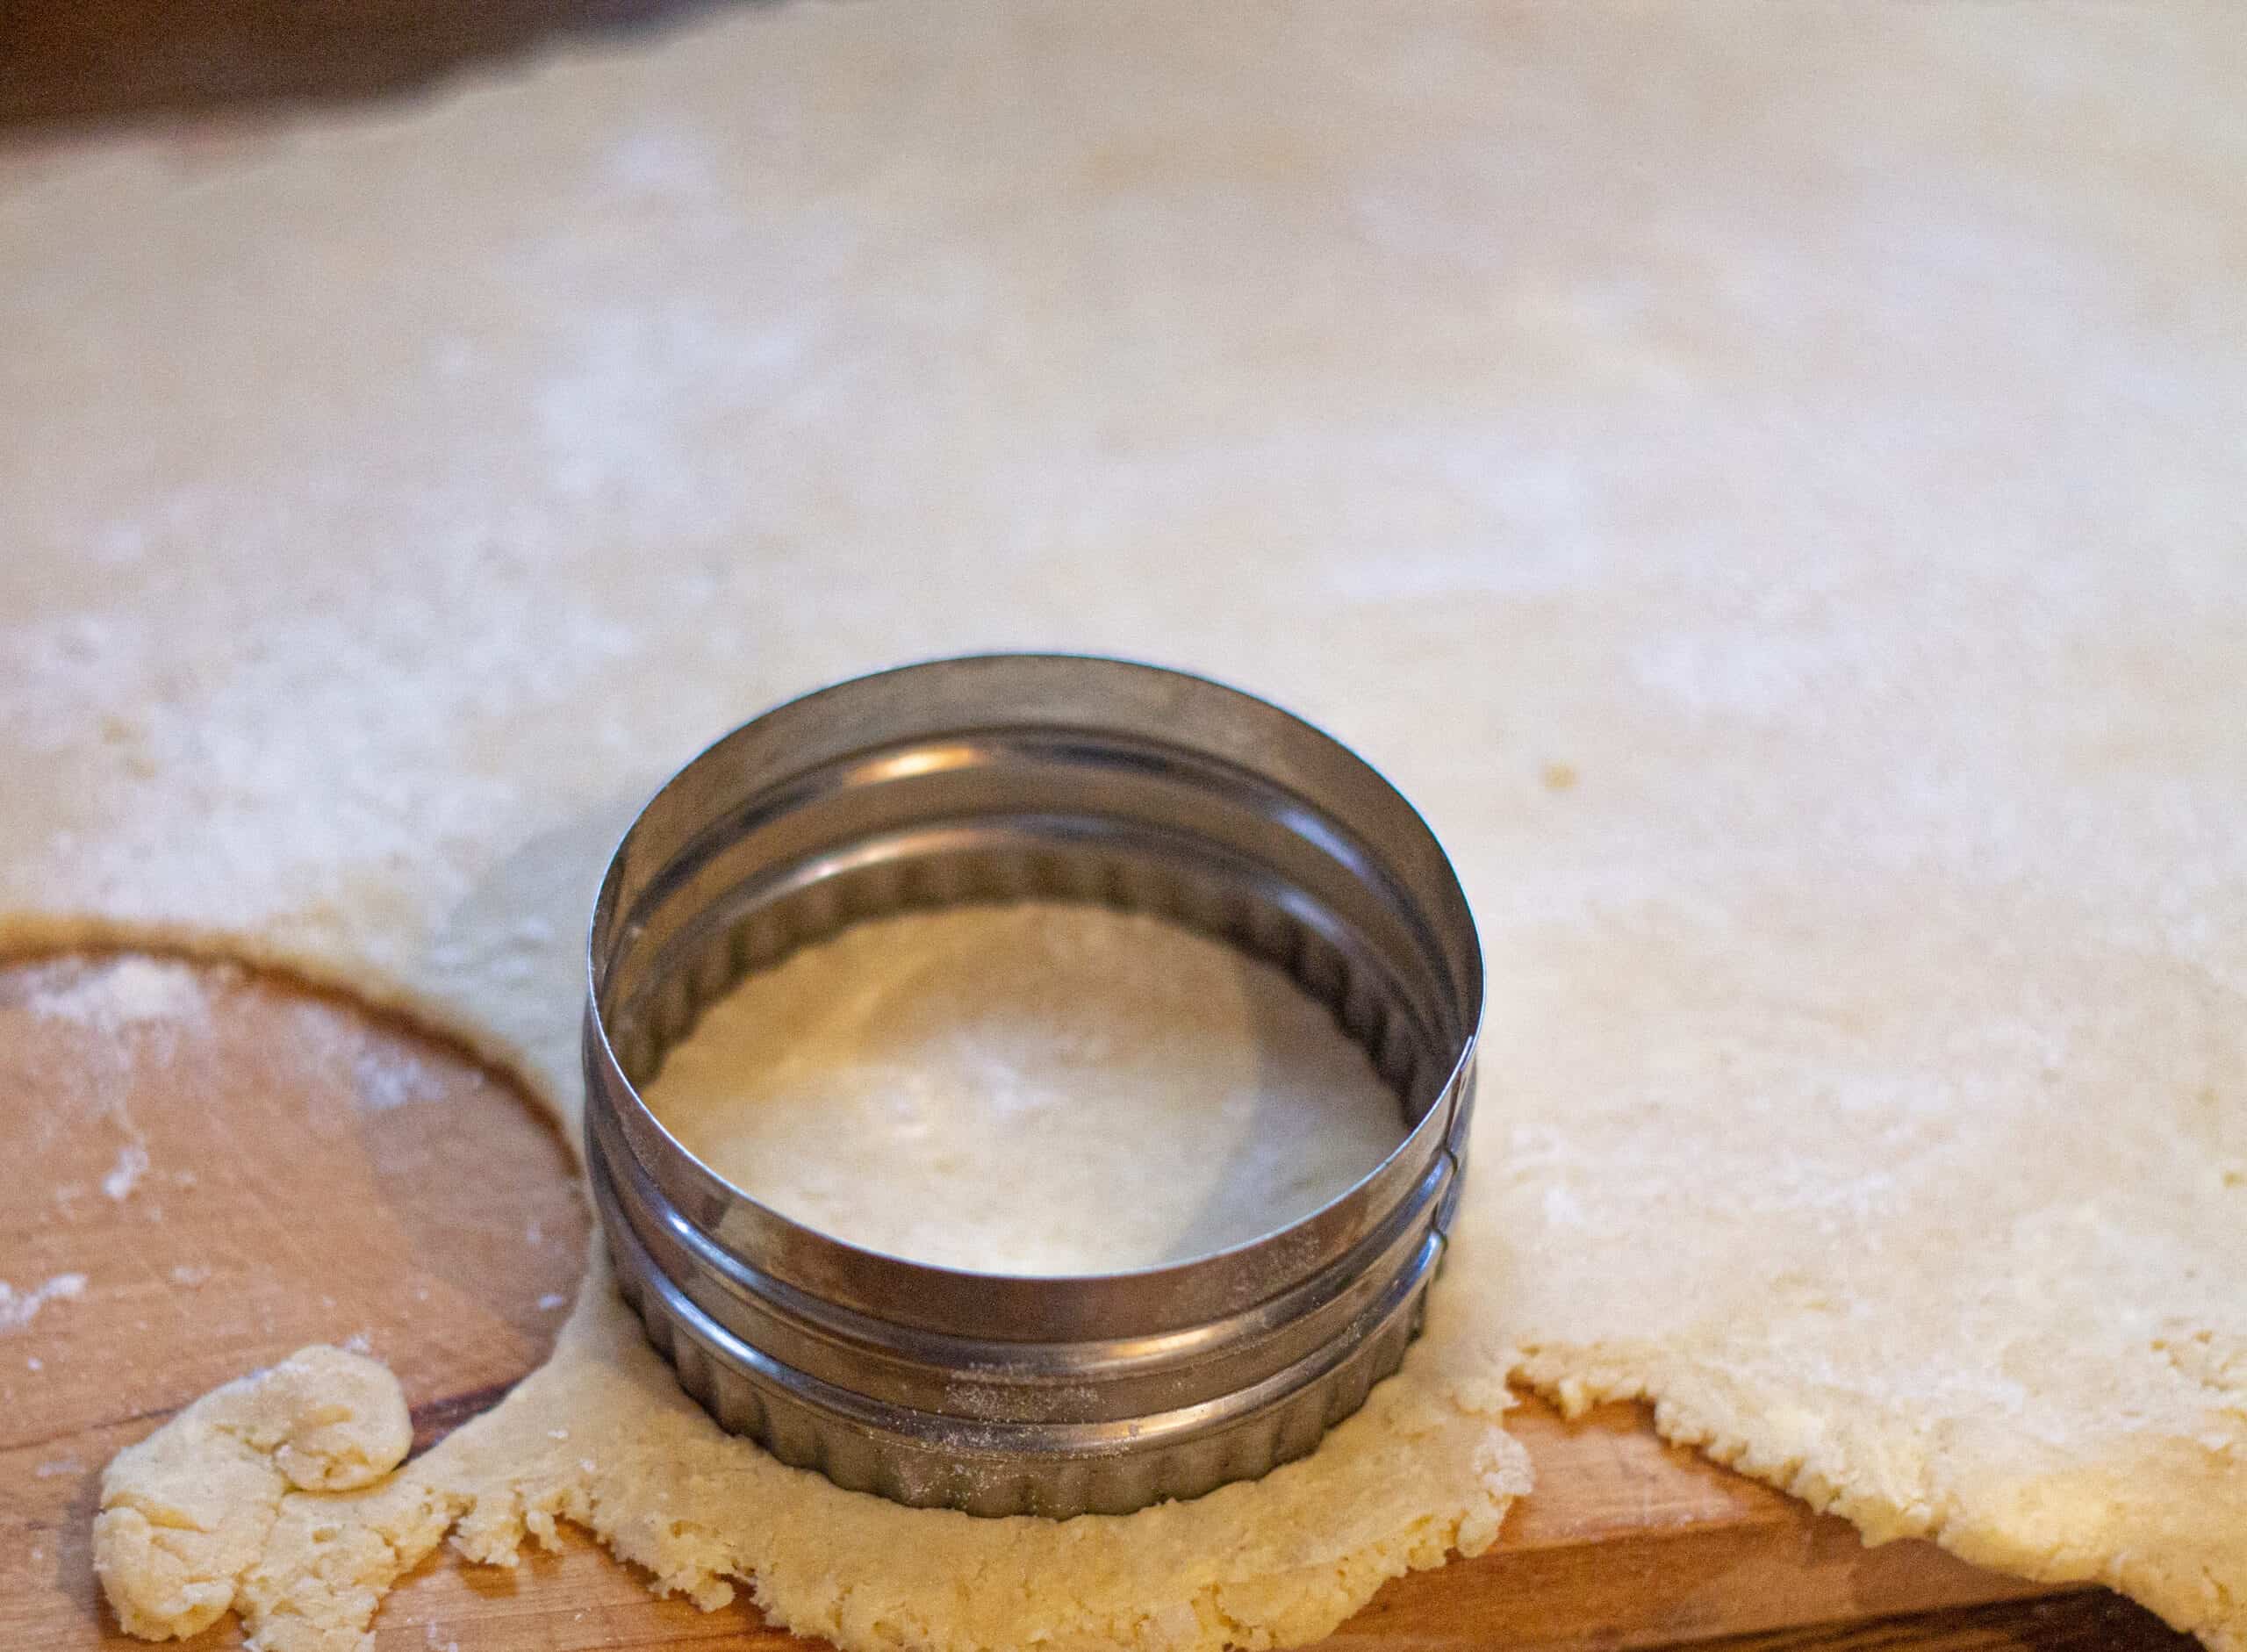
[[647, 903, 1405, 1274], [26, 956, 210, 1034], [0, 1273, 90, 1334]]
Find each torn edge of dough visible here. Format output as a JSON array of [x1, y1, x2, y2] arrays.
[[1512, 1347, 2247, 1652], [94, 1326, 1528, 1652]]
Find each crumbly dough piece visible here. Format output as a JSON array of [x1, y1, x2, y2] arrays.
[[93, 1347, 417, 1641], [4, 3, 2242, 1650]]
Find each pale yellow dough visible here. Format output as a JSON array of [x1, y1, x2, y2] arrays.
[[92, 1347, 421, 1641], [645, 903, 1406, 1273], [4, 2, 2243, 1649]]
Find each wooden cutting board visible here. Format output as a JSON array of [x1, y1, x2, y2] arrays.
[[0, 950, 2184, 1652]]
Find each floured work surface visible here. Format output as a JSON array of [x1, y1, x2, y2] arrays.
[[0, 956, 591, 1648], [1, 4, 2242, 1650]]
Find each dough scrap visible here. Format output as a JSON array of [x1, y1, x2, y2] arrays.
[[92, 1347, 419, 1641], [4, 2, 2241, 1649]]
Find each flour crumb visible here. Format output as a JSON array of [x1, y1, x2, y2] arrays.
[[353, 1047, 445, 1113], [169, 1263, 213, 1288], [1542, 1184, 1587, 1228], [29, 957, 206, 1031], [27, 1354, 44, 1371], [536, 1292, 566, 1311], [0, 1272, 89, 1333], [103, 1142, 151, 1201], [342, 1332, 372, 1354], [37, 1455, 83, 1478], [526, 1221, 543, 1246], [548, 1428, 569, 1441]]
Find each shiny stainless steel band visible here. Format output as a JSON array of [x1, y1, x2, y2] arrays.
[[581, 654, 1482, 1518]]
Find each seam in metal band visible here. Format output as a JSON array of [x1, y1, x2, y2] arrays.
[[582, 654, 1482, 1518]]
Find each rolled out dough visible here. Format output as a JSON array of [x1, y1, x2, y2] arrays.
[[643, 902, 1408, 1274], [4, 3, 2241, 1649]]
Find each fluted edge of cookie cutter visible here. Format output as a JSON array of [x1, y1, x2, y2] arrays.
[[581, 653, 1482, 1518]]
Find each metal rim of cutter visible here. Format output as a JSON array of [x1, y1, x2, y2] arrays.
[[581, 653, 1483, 1518]]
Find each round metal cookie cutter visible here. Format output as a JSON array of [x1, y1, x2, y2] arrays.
[[582, 654, 1482, 1518]]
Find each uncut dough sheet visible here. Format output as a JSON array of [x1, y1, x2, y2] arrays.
[[4, 3, 2243, 1649]]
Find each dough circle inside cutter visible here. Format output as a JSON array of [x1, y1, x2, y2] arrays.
[[644, 900, 1410, 1276]]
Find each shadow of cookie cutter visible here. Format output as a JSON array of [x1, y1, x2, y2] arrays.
[[583, 653, 1482, 1518]]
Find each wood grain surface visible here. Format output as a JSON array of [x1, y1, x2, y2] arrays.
[[0, 952, 2194, 1651]]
